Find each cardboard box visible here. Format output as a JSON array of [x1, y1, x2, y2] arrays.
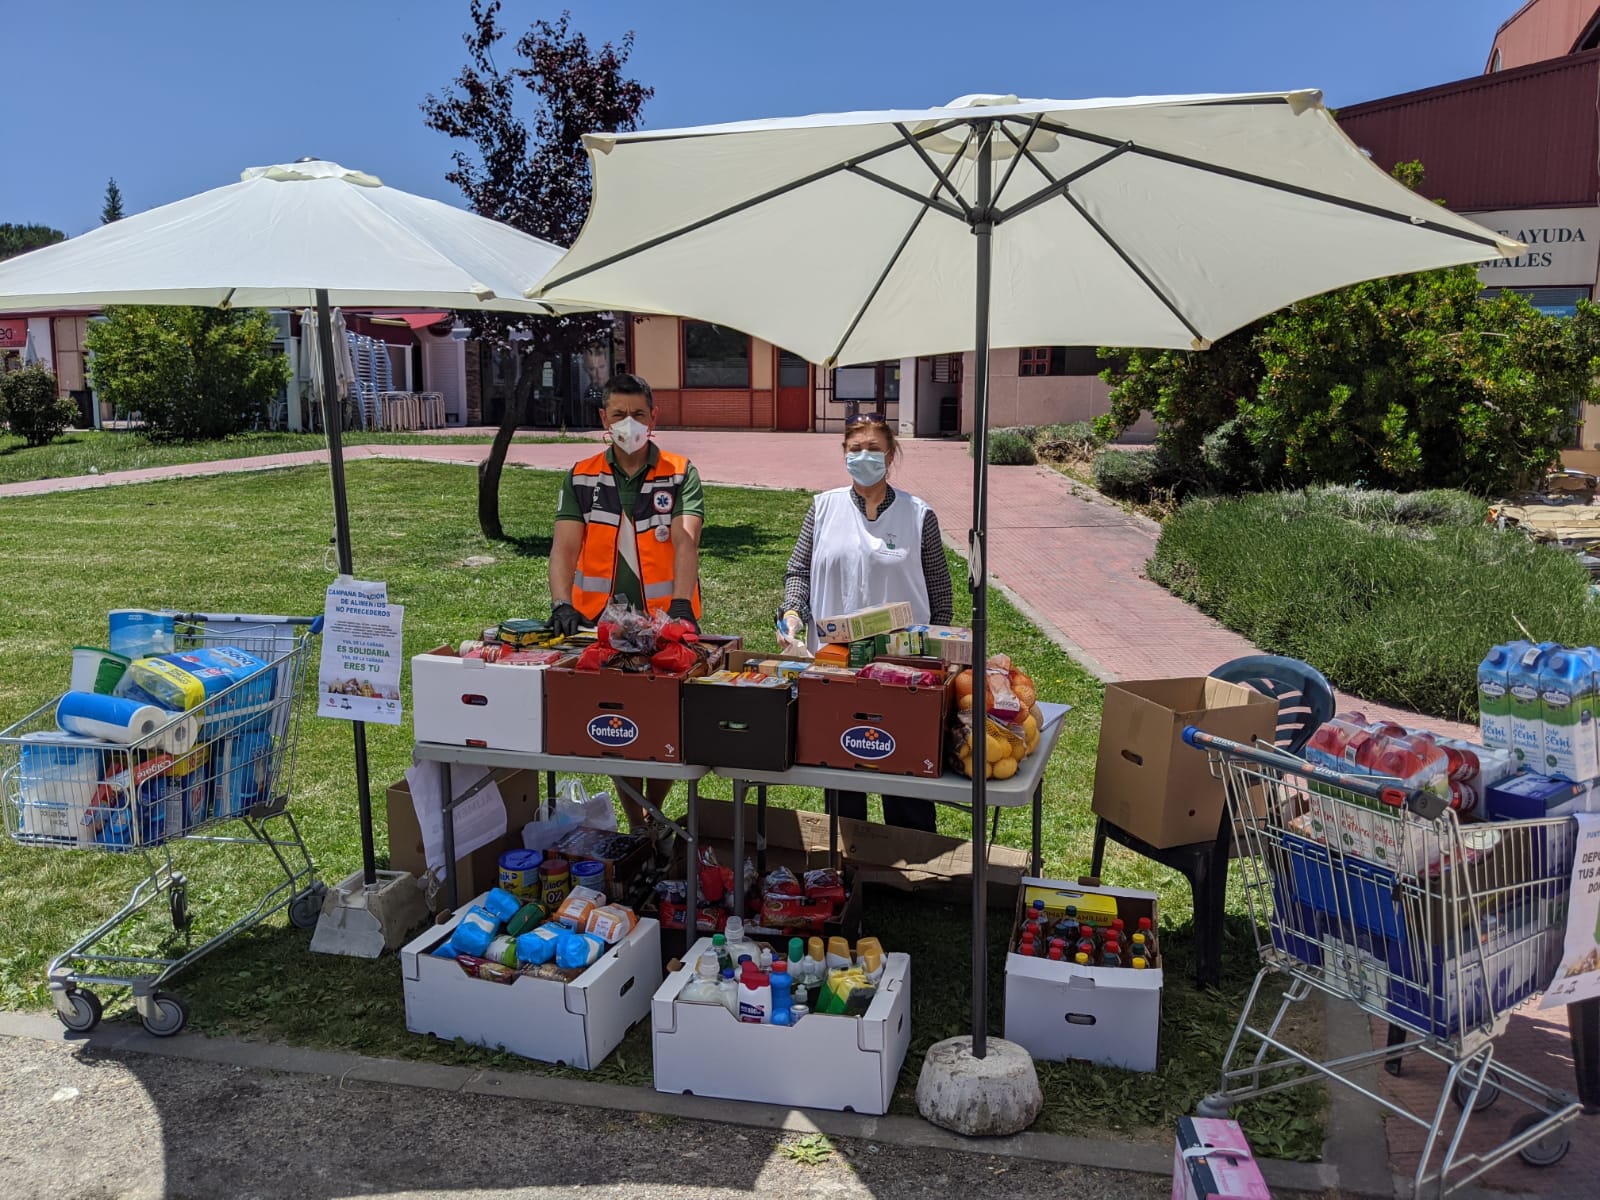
[[1004, 876, 1162, 1071], [835, 815, 1028, 907], [400, 894, 661, 1069], [385, 769, 548, 908], [412, 652, 561, 752], [552, 826, 654, 897], [651, 935, 911, 1113], [1092, 677, 1278, 848], [682, 650, 798, 771], [543, 667, 694, 763], [795, 668, 950, 778], [1173, 1118, 1270, 1200], [814, 602, 915, 645]]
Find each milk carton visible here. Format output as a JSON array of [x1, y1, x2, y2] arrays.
[[1540, 646, 1600, 782], [1509, 642, 1559, 768], [1477, 642, 1525, 750]]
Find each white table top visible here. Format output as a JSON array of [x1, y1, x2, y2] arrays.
[[711, 701, 1071, 808]]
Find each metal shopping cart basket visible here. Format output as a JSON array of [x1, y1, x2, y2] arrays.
[[0, 612, 324, 1038], [1182, 727, 1590, 1196]]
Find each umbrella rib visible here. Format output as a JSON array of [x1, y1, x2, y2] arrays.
[[990, 113, 1047, 210], [538, 118, 977, 294], [892, 123, 975, 222], [826, 134, 976, 366], [1006, 133, 1208, 346], [845, 166, 968, 222], [1030, 117, 1505, 251], [993, 140, 1133, 224]]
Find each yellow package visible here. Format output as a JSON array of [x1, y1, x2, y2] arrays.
[[128, 657, 206, 711], [167, 745, 211, 779], [1020, 883, 1119, 927]]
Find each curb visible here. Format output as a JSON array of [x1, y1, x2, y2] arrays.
[[0, 1009, 1340, 1194]]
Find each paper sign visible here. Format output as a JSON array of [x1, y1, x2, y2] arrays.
[[317, 578, 403, 725], [1541, 813, 1600, 1007], [404, 760, 507, 876]]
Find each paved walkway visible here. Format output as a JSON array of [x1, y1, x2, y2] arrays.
[[10, 428, 1583, 1193]]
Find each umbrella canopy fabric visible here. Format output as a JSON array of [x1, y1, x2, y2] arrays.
[[532, 90, 1521, 365], [0, 158, 576, 314], [21, 328, 41, 366], [299, 305, 355, 402]]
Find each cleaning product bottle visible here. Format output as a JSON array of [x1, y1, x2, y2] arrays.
[[680, 953, 725, 1005], [1510, 641, 1560, 768], [723, 916, 758, 965], [719, 967, 739, 1014], [826, 936, 852, 972], [757, 945, 774, 971], [712, 932, 733, 973], [859, 945, 885, 984], [737, 963, 771, 1024], [1478, 641, 1526, 750], [770, 965, 794, 1026], [804, 937, 828, 987]]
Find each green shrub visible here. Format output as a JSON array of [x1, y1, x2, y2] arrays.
[[1092, 447, 1175, 499], [0, 365, 78, 447], [86, 306, 290, 442], [982, 428, 1037, 465], [1148, 491, 1599, 720]]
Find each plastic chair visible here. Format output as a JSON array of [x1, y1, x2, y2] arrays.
[[1089, 653, 1335, 987]]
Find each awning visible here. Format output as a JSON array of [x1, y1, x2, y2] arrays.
[[367, 310, 453, 331]]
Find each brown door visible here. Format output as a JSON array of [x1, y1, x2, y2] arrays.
[[51, 316, 86, 393], [776, 349, 810, 431]]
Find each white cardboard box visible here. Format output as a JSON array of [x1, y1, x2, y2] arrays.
[[400, 895, 660, 1070], [1004, 877, 1163, 1072], [411, 653, 550, 752], [651, 936, 911, 1113]]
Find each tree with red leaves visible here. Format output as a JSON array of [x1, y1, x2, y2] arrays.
[[423, 1, 652, 539]]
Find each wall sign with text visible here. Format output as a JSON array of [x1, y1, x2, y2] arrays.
[[1473, 206, 1599, 288]]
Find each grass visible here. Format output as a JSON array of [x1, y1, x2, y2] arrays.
[[1149, 487, 1600, 721], [0, 459, 1322, 1158], [0, 429, 594, 486]]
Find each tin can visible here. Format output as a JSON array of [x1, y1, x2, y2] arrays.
[[539, 856, 570, 910], [499, 848, 544, 902], [570, 858, 607, 895]]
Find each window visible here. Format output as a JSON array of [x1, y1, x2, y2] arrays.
[[1018, 346, 1105, 377], [778, 350, 810, 388], [682, 321, 750, 387], [832, 361, 898, 403]]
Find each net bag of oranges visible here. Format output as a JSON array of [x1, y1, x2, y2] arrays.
[[948, 654, 1043, 779]]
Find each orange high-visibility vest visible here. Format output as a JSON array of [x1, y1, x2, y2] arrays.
[[569, 448, 702, 622]]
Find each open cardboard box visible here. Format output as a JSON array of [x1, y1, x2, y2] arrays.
[[1003, 875, 1163, 1072], [834, 813, 1028, 907], [795, 660, 953, 778], [386, 769, 550, 912], [652, 935, 911, 1113], [682, 649, 799, 771], [400, 893, 660, 1070]]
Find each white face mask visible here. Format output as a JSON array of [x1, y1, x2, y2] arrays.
[[609, 415, 650, 454], [846, 449, 887, 486]]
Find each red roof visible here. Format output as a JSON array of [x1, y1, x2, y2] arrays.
[[1335, 49, 1600, 211]]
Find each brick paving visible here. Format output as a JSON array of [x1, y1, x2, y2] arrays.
[[8, 427, 1583, 1192]]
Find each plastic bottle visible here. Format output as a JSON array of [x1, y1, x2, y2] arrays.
[[826, 936, 852, 972], [1073, 951, 1091, 966], [1130, 955, 1149, 970], [803, 937, 828, 987], [680, 953, 725, 1005], [718, 967, 739, 1014], [1129, 931, 1151, 961], [737, 964, 771, 1024], [712, 932, 733, 973], [1047, 944, 1064, 961], [1019, 929, 1038, 958], [770, 967, 794, 1026], [757, 945, 774, 971], [723, 916, 758, 965]]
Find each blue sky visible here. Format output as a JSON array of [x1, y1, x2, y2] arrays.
[[4, 0, 1521, 235]]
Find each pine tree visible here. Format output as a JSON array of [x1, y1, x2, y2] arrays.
[[101, 178, 124, 223]]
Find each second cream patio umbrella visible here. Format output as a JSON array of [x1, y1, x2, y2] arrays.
[[531, 89, 1521, 1056]]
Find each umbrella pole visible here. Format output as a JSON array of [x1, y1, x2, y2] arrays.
[[314, 287, 378, 890], [968, 125, 994, 1059]]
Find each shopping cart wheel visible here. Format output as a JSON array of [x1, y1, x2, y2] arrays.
[[141, 993, 189, 1038], [1195, 1093, 1232, 1119], [288, 884, 325, 930], [1451, 1078, 1500, 1112], [169, 883, 191, 933], [1510, 1112, 1570, 1167], [58, 989, 102, 1033]]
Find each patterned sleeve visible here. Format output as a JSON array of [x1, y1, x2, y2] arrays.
[[779, 503, 817, 627], [921, 508, 955, 625]]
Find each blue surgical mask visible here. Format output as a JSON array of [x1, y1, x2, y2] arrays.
[[846, 449, 887, 486]]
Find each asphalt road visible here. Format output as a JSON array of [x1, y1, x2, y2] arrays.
[[0, 1035, 1184, 1200]]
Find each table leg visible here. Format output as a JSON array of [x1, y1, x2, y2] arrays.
[[545, 770, 556, 820], [755, 785, 768, 874], [685, 779, 700, 960], [827, 790, 839, 872], [1032, 780, 1044, 879], [439, 760, 457, 913], [731, 779, 746, 920]]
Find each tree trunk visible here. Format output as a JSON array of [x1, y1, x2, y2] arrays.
[[478, 357, 537, 540]]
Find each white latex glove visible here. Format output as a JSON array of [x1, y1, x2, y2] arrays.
[[777, 610, 812, 658]]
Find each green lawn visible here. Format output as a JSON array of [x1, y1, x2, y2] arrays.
[[0, 460, 1320, 1158], [0, 429, 593, 486]]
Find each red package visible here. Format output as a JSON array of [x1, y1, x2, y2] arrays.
[[803, 868, 847, 906], [696, 847, 730, 903], [763, 865, 802, 897], [658, 899, 728, 933], [761, 893, 837, 932]]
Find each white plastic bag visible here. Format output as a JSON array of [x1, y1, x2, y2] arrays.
[[522, 777, 617, 852]]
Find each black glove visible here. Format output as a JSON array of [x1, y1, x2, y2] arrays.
[[550, 602, 582, 637], [667, 598, 699, 632]]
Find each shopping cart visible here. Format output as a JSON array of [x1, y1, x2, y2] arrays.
[[0, 612, 324, 1038], [1182, 727, 1589, 1196]]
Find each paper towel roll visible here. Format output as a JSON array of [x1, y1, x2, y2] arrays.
[[56, 691, 196, 753]]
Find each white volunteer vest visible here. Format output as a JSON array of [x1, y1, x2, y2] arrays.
[[808, 486, 931, 651]]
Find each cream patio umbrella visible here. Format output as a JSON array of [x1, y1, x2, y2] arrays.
[[530, 90, 1522, 1056], [0, 157, 598, 904]]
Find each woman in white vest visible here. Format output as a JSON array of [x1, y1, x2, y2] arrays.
[[777, 414, 954, 831]]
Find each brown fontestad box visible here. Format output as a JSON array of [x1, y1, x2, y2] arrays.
[[1091, 677, 1278, 848], [543, 667, 695, 763], [795, 664, 952, 778]]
